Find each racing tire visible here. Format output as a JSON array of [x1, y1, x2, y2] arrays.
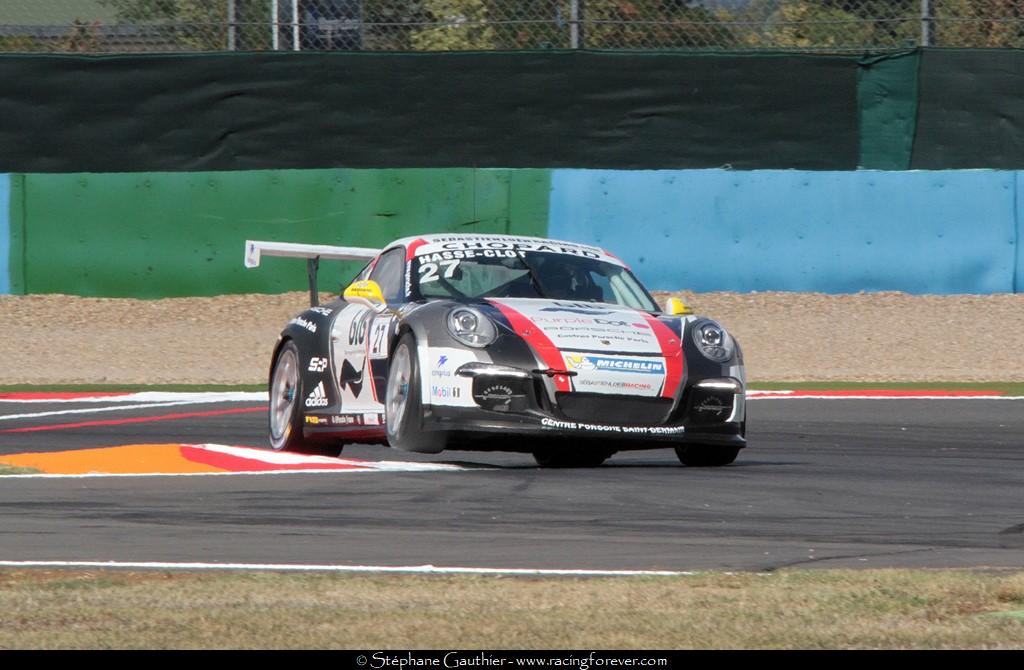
[[674, 445, 740, 467], [533, 448, 610, 468], [269, 340, 307, 452], [385, 332, 446, 453]]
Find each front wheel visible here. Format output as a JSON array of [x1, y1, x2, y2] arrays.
[[385, 333, 446, 453], [674, 445, 740, 467]]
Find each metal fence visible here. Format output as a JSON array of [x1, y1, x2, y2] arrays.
[[1, 1, 1022, 54]]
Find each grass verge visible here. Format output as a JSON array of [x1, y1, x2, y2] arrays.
[[0, 569, 1022, 649], [0, 464, 41, 475]]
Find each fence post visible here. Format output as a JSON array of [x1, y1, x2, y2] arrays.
[[921, 0, 932, 47], [227, 0, 237, 50], [272, 0, 279, 49], [570, 0, 585, 49]]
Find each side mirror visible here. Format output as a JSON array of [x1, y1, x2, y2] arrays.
[[664, 297, 693, 316], [344, 280, 388, 312]]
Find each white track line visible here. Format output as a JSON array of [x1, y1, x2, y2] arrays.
[[0, 401, 225, 422], [0, 560, 693, 577], [0, 468, 469, 479], [0, 400, 240, 422]]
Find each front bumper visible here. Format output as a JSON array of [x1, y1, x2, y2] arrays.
[[424, 369, 746, 452]]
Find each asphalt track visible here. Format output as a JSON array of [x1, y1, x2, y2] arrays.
[[0, 396, 1022, 572]]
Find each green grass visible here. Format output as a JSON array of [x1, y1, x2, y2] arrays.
[[0, 465, 41, 475], [0, 569, 1022, 649]]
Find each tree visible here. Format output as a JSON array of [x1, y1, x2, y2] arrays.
[[410, 0, 496, 50], [580, 0, 736, 49], [933, 0, 1024, 48], [100, 0, 273, 50], [734, 0, 874, 50]]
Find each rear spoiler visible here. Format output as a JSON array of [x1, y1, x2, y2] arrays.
[[244, 239, 380, 306]]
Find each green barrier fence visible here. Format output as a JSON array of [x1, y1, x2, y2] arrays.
[[0, 51, 861, 173], [16, 169, 550, 297]]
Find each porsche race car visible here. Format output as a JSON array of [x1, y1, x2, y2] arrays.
[[245, 233, 746, 467]]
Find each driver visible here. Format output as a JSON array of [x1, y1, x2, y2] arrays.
[[537, 260, 602, 301]]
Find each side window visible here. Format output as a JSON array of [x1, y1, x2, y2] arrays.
[[354, 261, 373, 283], [368, 248, 406, 302], [587, 270, 614, 303]]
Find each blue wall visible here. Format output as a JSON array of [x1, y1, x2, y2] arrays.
[[549, 169, 1021, 294], [0, 174, 9, 295], [1016, 172, 1024, 294]]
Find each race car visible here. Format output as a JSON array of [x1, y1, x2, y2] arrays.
[[245, 233, 746, 467]]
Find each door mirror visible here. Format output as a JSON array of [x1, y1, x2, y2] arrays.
[[344, 280, 387, 312], [664, 297, 693, 316]]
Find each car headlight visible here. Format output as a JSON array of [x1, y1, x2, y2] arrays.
[[447, 307, 498, 348], [692, 319, 735, 363]]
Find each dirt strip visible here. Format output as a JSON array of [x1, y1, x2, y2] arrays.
[[1, 292, 1022, 384]]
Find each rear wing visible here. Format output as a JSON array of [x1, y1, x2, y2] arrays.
[[244, 239, 380, 306]]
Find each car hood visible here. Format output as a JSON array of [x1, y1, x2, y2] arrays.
[[484, 298, 666, 354], [484, 298, 684, 398]]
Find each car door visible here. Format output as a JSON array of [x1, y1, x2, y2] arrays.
[[330, 247, 405, 419]]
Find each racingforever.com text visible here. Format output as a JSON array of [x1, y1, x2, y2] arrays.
[[363, 653, 669, 669]]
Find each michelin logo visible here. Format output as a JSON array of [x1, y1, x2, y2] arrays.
[[564, 355, 665, 375], [305, 381, 329, 407]]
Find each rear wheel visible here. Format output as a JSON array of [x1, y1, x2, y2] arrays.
[[269, 341, 305, 452], [269, 341, 343, 456], [674, 445, 740, 467], [385, 333, 446, 453]]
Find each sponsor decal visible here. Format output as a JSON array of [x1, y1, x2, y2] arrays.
[[434, 240, 602, 259], [309, 306, 333, 317], [564, 355, 665, 375], [340, 359, 364, 398], [431, 385, 461, 399], [330, 414, 361, 426], [419, 249, 524, 263], [478, 384, 514, 410], [575, 379, 654, 392], [362, 413, 382, 426], [307, 357, 328, 373], [531, 316, 595, 324], [289, 317, 317, 333], [539, 301, 614, 316], [540, 418, 685, 435], [304, 381, 329, 408], [593, 318, 649, 329], [348, 310, 372, 346], [432, 355, 452, 378], [304, 416, 321, 425], [696, 397, 728, 413]]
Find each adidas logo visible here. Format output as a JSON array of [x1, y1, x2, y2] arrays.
[[304, 381, 329, 407]]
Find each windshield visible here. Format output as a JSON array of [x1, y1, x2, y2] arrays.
[[412, 250, 659, 312]]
